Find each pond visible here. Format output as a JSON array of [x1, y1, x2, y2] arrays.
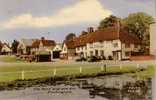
[[0, 75, 152, 100]]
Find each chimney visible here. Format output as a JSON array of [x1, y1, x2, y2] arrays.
[[87, 27, 94, 33], [41, 37, 45, 40], [116, 20, 120, 38]]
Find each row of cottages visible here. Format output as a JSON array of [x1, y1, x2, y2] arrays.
[[61, 26, 141, 60], [17, 37, 62, 62]]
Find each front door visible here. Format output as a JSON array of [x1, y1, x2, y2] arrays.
[[113, 51, 118, 60], [95, 50, 98, 57], [53, 51, 61, 59]]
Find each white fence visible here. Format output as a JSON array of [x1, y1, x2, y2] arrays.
[[0, 63, 145, 81]]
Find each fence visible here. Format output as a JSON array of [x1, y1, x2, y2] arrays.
[[0, 63, 145, 82]]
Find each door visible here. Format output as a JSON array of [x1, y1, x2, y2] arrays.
[[53, 51, 61, 59]]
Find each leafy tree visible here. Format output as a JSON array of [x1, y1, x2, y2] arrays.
[[11, 40, 19, 54], [123, 12, 154, 39], [65, 33, 76, 41], [98, 15, 120, 29], [123, 12, 154, 54], [0, 41, 2, 53]]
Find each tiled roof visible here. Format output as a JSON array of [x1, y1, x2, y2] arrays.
[[119, 31, 141, 44], [2, 43, 11, 49], [32, 39, 56, 48], [66, 26, 141, 48], [64, 39, 76, 49]]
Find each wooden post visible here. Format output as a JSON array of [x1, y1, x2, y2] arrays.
[[101, 64, 106, 72], [21, 71, 25, 80], [79, 67, 82, 73], [137, 64, 140, 69], [101, 65, 104, 71], [53, 69, 56, 76], [104, 64, 107, 72], [120, 64, 122, 70]]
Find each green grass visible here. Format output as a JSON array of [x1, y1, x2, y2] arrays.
[[0, 56, 22, 63], [0, 62, 155, 82], [0, 56, 155, 82], [135, 65, 155, 79]]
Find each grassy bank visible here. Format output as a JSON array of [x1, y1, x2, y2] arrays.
[[0, 65, 154, 91], [0, 56, 22, 63], [0, 62, 155, 82], [0, 62, 155, 91]]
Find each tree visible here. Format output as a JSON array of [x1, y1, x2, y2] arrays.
[[65, 33, 76, 41], [11, 40, 19, 54], [123, 12, 154, 39], [0, 41, 2, 53], [98, 15, 120, 29], [123, 12, 154, 54]]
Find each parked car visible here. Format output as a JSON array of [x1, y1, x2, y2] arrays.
[[88, 56, 100, 62], [108, 55, 113, 60], [76, 57, 87, 62]]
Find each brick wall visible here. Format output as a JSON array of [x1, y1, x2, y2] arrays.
[[130, 55, 155, 61]]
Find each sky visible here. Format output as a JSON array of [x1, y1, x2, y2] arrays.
[[0, 0, 155, 43]]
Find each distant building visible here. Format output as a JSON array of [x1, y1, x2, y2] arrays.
[[17, 39, 37, 55], [150, 23, 156, 56], [1, 43, 12, 55], [31, 37, 56, 62], [61, 40, 76, 60]]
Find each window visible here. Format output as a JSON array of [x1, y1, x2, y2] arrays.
[[134, 45, 138, 48], [95, 50, 98, 56], [77, 47, 80, 51], [125, 52, 131, 57], [100, 50, 104, 56], [64, 47, 67, 51], [125, 44, 130, 48], [113, 43, 118, 48], [89, 43, 93, 48], [85, 46, 87, 50], [90, 51, 93, 56]]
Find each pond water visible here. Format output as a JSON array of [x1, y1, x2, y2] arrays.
[[0, 75, 152, 100]]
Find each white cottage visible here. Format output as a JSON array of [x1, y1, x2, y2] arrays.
[[74, 27, 141, 60], [17, 39, 37, 55], [1, 43, 12, 55], [61, 40, 76, 60]]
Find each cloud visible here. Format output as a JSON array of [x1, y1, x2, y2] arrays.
[[1, 0, 112, 29]]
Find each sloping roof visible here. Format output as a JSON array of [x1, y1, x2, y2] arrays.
[[1, 43, 12, 52], [64, 39, 76, 49], [73, 26, 141, 47], [75, 27, 119, 47], [119, 31, 141, 44], [32, 39, 56, 48]]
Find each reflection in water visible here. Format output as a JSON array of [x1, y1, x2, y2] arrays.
[[0, 75, 152, 100], [74, 75, 152, 100]]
